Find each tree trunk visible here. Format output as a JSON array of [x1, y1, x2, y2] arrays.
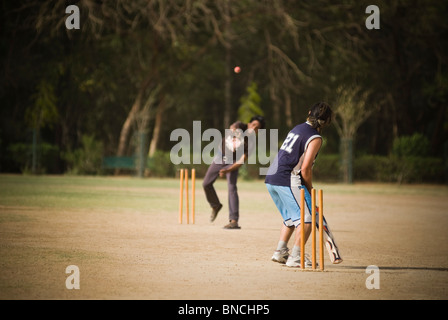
[[137, 130, 148, 178], [265, 30, 280, 128], [269, 85, 280, 128], [115, 77, 153, 175], [148, 98, 166, 157], [116, 72, 154, 158], [340, 138, 353, 184], [32, 128, 38, 174], [117, 92, 142, 157], [224, 48, 232, 128], [284, 89, 292, 128], [223, 0, 232, 128]]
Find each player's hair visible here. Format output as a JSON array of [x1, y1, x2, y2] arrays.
[[250, 115, 266, 129], [307, 102, 333, 129]]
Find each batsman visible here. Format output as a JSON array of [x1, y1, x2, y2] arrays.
[[265, 102, 342, 268]]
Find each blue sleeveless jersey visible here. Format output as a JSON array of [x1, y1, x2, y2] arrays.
[[265, 122, 321, 186]]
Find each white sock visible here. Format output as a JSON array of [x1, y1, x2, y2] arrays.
[[291, 246, 301, 258], [276, 241, 288, 251]]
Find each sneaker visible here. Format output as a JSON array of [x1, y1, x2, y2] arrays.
[[271, 248, 289, 264], [210, 204, 223, 222], [285, 254, 314, 268], [223, 221, 241, 229]]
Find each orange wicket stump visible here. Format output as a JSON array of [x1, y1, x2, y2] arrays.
[[179, 168, 195, 224], [300, 188, 324, 271]]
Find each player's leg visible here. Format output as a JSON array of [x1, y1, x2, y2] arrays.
[[224, 168, 240, 229], [266, 184, 294, 263], [285, 186, 313, 268], [203, 161, 224, 222], [278, 223, 294, 244], [271, 223, 294, 263], [288, 223, 312, 262]]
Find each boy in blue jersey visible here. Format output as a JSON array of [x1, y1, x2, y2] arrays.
[[265, 102, 336, 268]]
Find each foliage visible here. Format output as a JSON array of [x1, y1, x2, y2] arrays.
[[63, 135, 104, 175], [25, 80, 58, 129], [333, 86, 376, 140], [147, 150, 176, 178], [313, 154, 341, 182], [314, 154, 445, 184], [354, 154, 445, 184], [333, 85, 377, 183], [238, 82, 263, 123], [8, 142, 59, 174], [0, 1, 447, 184], [392, 133, 430, 158]]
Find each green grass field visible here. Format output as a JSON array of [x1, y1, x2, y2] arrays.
[[2, 174, 446, 209]]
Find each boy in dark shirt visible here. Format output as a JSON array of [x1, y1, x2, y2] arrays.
[[203, 116, 265, 229]]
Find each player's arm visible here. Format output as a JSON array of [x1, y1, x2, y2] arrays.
[[300, 138, 322, 193], [219, 153, 247, 177]]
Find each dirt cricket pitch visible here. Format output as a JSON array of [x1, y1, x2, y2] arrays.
[[0, 174, 447, 300]]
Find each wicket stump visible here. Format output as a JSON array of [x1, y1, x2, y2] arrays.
[[300, 188, 324, 271], [179, 168, 195, 224]]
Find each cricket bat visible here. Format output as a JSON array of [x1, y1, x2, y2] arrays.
[[317, 207, 343, 264]]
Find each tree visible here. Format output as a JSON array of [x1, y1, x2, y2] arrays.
[[24, 79, 58, 173], [2, 0, 446, 181], [238, 82, 263, 123], [333, 85, 377, 183]]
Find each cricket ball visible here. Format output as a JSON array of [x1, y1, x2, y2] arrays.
[[234, 66, 241, 74]]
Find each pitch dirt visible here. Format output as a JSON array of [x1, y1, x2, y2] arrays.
[[0, 175, 447, 300]]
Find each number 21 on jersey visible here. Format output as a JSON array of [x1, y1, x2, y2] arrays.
[[280, 133, 299, 153]]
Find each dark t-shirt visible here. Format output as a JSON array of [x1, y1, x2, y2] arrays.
[[219, 121, 255, 164], [265, 122, 321, 186]]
